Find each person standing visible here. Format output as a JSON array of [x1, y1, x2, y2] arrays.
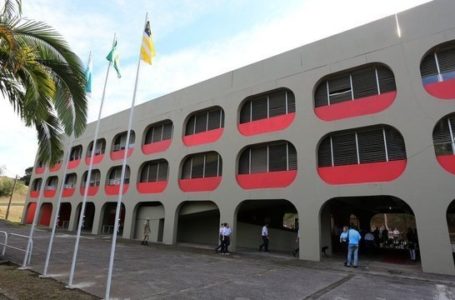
[[346, 225, 361, 268], [259, 224, 269, 252], [406, 227, 417, 261], [221, 223, 232, 255], [215, 223, 226, 253], [339, 226, 349, 266], [292, 229, 300, 257], [142, 219, 151, 246]]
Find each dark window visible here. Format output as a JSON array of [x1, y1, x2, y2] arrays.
[[420, 41, 455, 84], [140, 160, 168, 182], [107, 166, 130, 184], [332, 133, 357, 166], [87, 139, 106, 156], [269, 143, 287, 171], [181, 152, 222, 179], [70, 145, 83, 161], [64, 173, 77, 187], [318, 138, 332, 167], [240, 88, 295, 123], [46, 176, 58, 189], [81, 170, 101, 187], [185, 108, 224, 136], [113, 131, 135, 151], [32, 179, 42, 191], [357, 127, 386, 163], [433, 114, 455, 156]]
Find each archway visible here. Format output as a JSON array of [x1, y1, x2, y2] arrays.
[[75, 202, 95, 232], [133, 202, 164, 242], [176, 201, 220, 246], [25, 202, 37, 224], [320, 196, 420, 266], [446, 200, 455, 265], [235, 199, 298, 253], [58, 203, 71, 229], [100, 202, 125, 235], [39, 203, 53, 226]]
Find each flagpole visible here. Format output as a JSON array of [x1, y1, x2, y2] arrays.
[[67, 37, 115, 288], [22, 161, 49, 268], [105, 13, 148, 300]]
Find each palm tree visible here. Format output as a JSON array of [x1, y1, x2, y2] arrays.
[[0, 0, 87, 165]]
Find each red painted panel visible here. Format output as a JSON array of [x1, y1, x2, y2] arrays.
[[35, 167, 45, 174], [110, 148, 134, 160], [236, 170, 297, 189], [50, 163, 61, 172], [142, 139, 171, 155], [137, 181, 168, 193], [436, 154, 455, 175], [424, 78, 455, 99], [63, 188, 75, 197], [68, 159, 81, 169], [85, 154, 104, 165], [238, 113, 295, 136], [39, 203, 52, 226], [178, 176, 222, 192], [105, 184, 129, 195], [79, 186, 99, 196], [30, 190, 39, 198], [318, 160, 407, 185], [183, 128, 223, 147], [26, 202, 36, 224], [44, 189, 56, 198], [315, 91, 396, 121]]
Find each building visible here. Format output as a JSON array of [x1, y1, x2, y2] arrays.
[[25, 0, 455, 275]]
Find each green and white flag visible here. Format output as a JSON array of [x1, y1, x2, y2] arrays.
[[84, 52, 93, 94], [106, 40, 121, 78]]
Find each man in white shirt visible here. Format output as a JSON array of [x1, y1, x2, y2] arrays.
[[215, 223, 226, 253], [259, 224, 269, 252], [221, 223, 232, 255]]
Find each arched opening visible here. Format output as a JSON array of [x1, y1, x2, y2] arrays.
[[58, 203, 71, 229], [75, 202, 95, 232], [100, 202, 125, 235], [176, 201, 220, 246], [320, 196, 420, 267], [25, 202, 36, 224], [39, 203, 53, 226], [133, 202, 164, 242], [446, 200, 455, 265], [235, 199, 298, 253]]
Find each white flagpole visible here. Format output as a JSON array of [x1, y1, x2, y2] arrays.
[[105, 13, 148, 300], [22, 161, 49, 268], [68, 37, 116, 288], [394, 13, 402, 38]]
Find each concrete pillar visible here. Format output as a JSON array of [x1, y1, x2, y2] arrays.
[[219, 203, 237, 251], [68, 202, 78, 231], [121, 205, 134, 239], [298, 204, 321, 261], [320, 204, 333, 256], [48, 202, 59, 230], [162, 202, 178, 245], [91, 203, 102, 235]]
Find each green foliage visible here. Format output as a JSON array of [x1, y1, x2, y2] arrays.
[[20, 166, 32, 185], [0, 176, 26, 197]]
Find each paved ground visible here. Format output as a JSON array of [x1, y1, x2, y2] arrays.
[[0, 221, 454, 299]]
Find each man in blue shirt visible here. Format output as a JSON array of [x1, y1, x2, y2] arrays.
[[346, 225, 361, 268]]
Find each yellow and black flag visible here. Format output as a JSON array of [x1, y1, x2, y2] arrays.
[[140, 21, 156, 64]]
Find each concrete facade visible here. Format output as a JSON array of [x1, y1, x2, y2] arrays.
[[25, 0, 455, 275]]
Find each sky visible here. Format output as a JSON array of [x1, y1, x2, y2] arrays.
[[0, 0, 432, 177]]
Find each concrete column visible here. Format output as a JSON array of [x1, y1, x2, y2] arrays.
[[121, 205, 134, 239], [48, 202, 59, 230], [320, 204, 333, 256], [162, 202, 178, 245], [219, 203, 236, 251], [298, 203, 321, 261], [91, 203, 102, 235], [68, 202, 78, 231]]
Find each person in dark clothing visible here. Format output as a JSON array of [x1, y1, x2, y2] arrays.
[[259, 224, 269, 252]]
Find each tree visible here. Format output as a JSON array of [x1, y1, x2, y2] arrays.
[[20, 166, 32, 185], [0, 0, 87, 165]]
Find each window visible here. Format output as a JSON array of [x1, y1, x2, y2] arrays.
[[433, 113, 455, 156], [87, 139, 106, 156], [144, 120, 173, 145], [314, 64, 396, 107], [139, 160, 168, 182], [185, 107, 224, 136], [318, 125, 406, 167], [240, 88, 295, 123], [64, 173, 77, 188], [70, 145, 83, 161], [32, 178, 42, 191], [112, 131, 135, 151], [239, 141, 297, 174], [107, 166, 130, 185], [81, 170, 101, 187], [421, 41, 455, 85], [181, 152, 222, 179], [45, 176, 58, 190]]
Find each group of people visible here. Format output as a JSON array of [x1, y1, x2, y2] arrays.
[[215, 223, 232, 255], [339, 225, 362, 268]]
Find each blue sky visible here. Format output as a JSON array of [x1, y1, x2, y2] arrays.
[[0, 0, 432, 176]]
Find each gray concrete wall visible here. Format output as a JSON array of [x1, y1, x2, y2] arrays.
[[25, 0, 455, 275]]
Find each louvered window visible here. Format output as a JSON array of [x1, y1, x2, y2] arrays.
[[113, 131, 135, 151], [87, 139, 106, 156], [70, 145, 83, 161], [239, 141, 297, 174], [421, 41, 455, 84], [140, 160, 168, 182], [314, 64, 396, 108], [433, 114, 455, 156], [181, 152, 222, 179], [144, 121, 173, 144], [32, 179, 42, 191], [81, 170, 101, 187], [46, 176, 58, 189], [64, 173, 77, 188], [240, 88, 295, 123], [318, 126, 406, 167], [185, 108, 224, 135], [107, 166, 130, 185]]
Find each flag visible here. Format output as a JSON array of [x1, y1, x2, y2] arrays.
[[106, 40, 122, 78], [140, 21, 156, 64], [84, 53, 93, 94]]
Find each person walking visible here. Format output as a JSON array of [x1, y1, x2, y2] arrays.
[[215, 223, 226, 253], [346, 225, 361, 268], [142, 219, 151, 246], [339, 226, 349, 266], [259, 224, 269, 252], [221, 223, 232, 255]]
